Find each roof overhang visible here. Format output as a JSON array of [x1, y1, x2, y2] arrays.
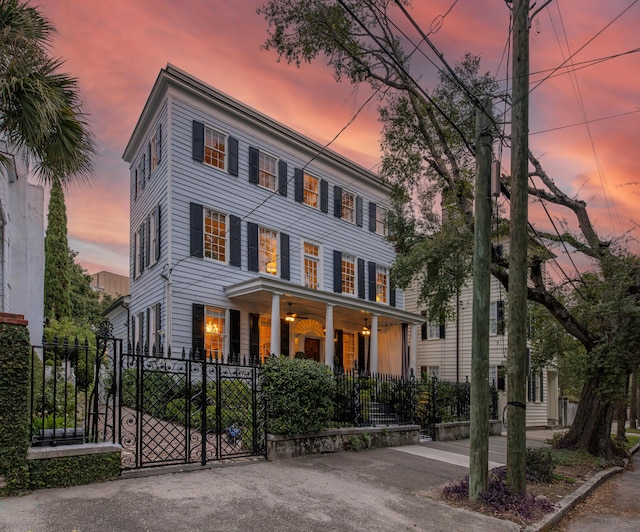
[[224, 276, 423, 326]]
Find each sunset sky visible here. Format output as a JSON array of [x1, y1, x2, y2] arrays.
[[38, 0, 640, 278]]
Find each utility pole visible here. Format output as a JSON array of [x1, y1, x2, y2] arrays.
[[507, 0, 530, 493], [469, 99, 493, 501]]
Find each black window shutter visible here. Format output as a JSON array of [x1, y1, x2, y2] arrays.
[[278, 160, 288, 196], [357, 333, 365, 370], [320, 179, 328, 213], [228, 136, 239, 176], [144, 217, 151, 268], [390, 288, 396, 307], [334, 186, 342, 218], [155, 204, 161, 261], [155, 303, 161, 352], [333, 250, 342, 293], [294, 168, 303, 203], [229, 214, 242, 267], [192, 121, 204, 162], [147, 143, 152, 179], [247, 222, 258, 272], [249, 313, 260, 361], [369, 202, 376, 232], [139, 224, 145, 273], [335, 329, 344, 370], [280, 232, 290, 280], [146, 307, 150, 351], [421, 322, 427, 340], [190, 203, 203, 257], [141, 154, 146, 189], [131, 316, 136, 351], [539, 369, 544, 402], [249, 147, 259, 184], [439, 322, 446, 339], [157, 124, 162, 164], [229, 309, 241, 357], [368, 261, 376, 302], [280, 320, 290, 357], [497, 300, 505, 335], [192, 304, 205, 359], [357, 258, 365, 299], [356, 196, 363, 227], [132, 169, 137, 200]]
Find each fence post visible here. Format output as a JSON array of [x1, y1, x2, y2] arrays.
[[0, 314, 31, 494]]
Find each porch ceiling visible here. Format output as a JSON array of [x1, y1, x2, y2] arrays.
[[224, 276, 423, 329]]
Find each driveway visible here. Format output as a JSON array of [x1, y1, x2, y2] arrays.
[[0, 436, 528, 532]]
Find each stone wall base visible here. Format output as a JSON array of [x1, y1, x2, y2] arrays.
[[267, 425, 420, 460], [433, 420, 503, 441]]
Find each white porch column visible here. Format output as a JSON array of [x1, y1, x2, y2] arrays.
[[270, 292, 281, 356], [410, 323, 418, 377], [325, 304, 334, 369], [370, 314, 379, 374]]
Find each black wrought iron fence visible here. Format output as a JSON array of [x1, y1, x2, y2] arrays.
[[333, 367, 417, 427], [416, 376, 500, 440], [30, 337, 94, 446]]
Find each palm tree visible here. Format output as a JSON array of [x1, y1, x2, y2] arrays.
[[0, 0, 94, 183]]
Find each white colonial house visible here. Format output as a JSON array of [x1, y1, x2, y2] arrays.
[[405, 272, 560, 428], [123, 65, 422, 376], [0, 143, 44, 343]]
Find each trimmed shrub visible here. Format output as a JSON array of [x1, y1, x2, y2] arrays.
[[526, 447, 555, 483], [261, 356, 335, 435], [0, 323, 31, 495], [29, 453, 120, 489]]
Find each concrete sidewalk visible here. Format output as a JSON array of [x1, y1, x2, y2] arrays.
[[0, 430, 598, 532]]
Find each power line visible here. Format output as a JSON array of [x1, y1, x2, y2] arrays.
[[530, 108, 640, 135]]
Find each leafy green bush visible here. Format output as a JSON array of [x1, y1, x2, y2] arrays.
[[526, 447, 555, 483], [261, 356, 335, 435]]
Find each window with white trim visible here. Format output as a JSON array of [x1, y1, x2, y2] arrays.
[[150, 132, 158, 173], [204, 126, 226, 169], [489, 301, 505, 335], [303, 173, 319, 208], [376, 206, 387, 236], [375, 266, 388, 303], [428, 320, 441, 339], [341, 254, 356, 295], [303, 241, 320, 290], [259, 226, 278, 275], [205, 306, 225, 360], [204, 208, 227, 262], [259, 151, 278, 191], [134, 230, 141, 278], [148, 209, 158, 268], [341, 190, 355, 223]]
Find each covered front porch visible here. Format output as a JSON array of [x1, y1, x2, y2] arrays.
[[225, 277, 423, 377]]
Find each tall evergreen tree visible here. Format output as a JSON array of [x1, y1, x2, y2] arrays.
[[44, 180, 70, 319]]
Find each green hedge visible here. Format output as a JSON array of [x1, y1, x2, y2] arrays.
[[261, 356, 335, 435], [28, 453, 121, 489], [0, 323, 31, 495]]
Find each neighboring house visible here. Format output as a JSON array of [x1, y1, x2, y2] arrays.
[[122, 65, 422, 376], [102, 294, 130, 347], [0, 143, 44, 344], [405, 267, 560, 428], [91, 270, 130, 299]]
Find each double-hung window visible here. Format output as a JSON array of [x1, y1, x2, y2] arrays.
[[341, 190, 356, 223], [303, 241, 320, 290], [342, 254, 356, 295], [204, 208, 227, 262], [375, 266, 388, 303], [205, 306, 225, 359], [150, 132, 158, 173], [376, 206, 387, 236], [148, 208, 158, 268], [259, 152, 278, 191], [490, 301, 505, 335], [204, 126, 226, 169], [303, 173, 319, 208], [259, 227, 278, 275]]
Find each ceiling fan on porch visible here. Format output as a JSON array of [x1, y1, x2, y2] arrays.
[[285, 302, 297, 322]]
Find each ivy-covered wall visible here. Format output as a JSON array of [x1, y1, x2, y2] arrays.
[[28, 453, 121, 489], [0, 317, 32, 495]]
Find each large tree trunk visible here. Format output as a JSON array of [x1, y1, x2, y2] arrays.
[[559, 377, 615, 459], [630, 372, 638, 430], [615, 400, 627, 441]]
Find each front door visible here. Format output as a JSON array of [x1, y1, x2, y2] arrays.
[[304, 337, 320, 362]]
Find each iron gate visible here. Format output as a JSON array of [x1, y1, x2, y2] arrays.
[[89, 327, 266, 470]]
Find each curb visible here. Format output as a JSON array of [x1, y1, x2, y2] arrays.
[[525, 441, 639, 531]]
